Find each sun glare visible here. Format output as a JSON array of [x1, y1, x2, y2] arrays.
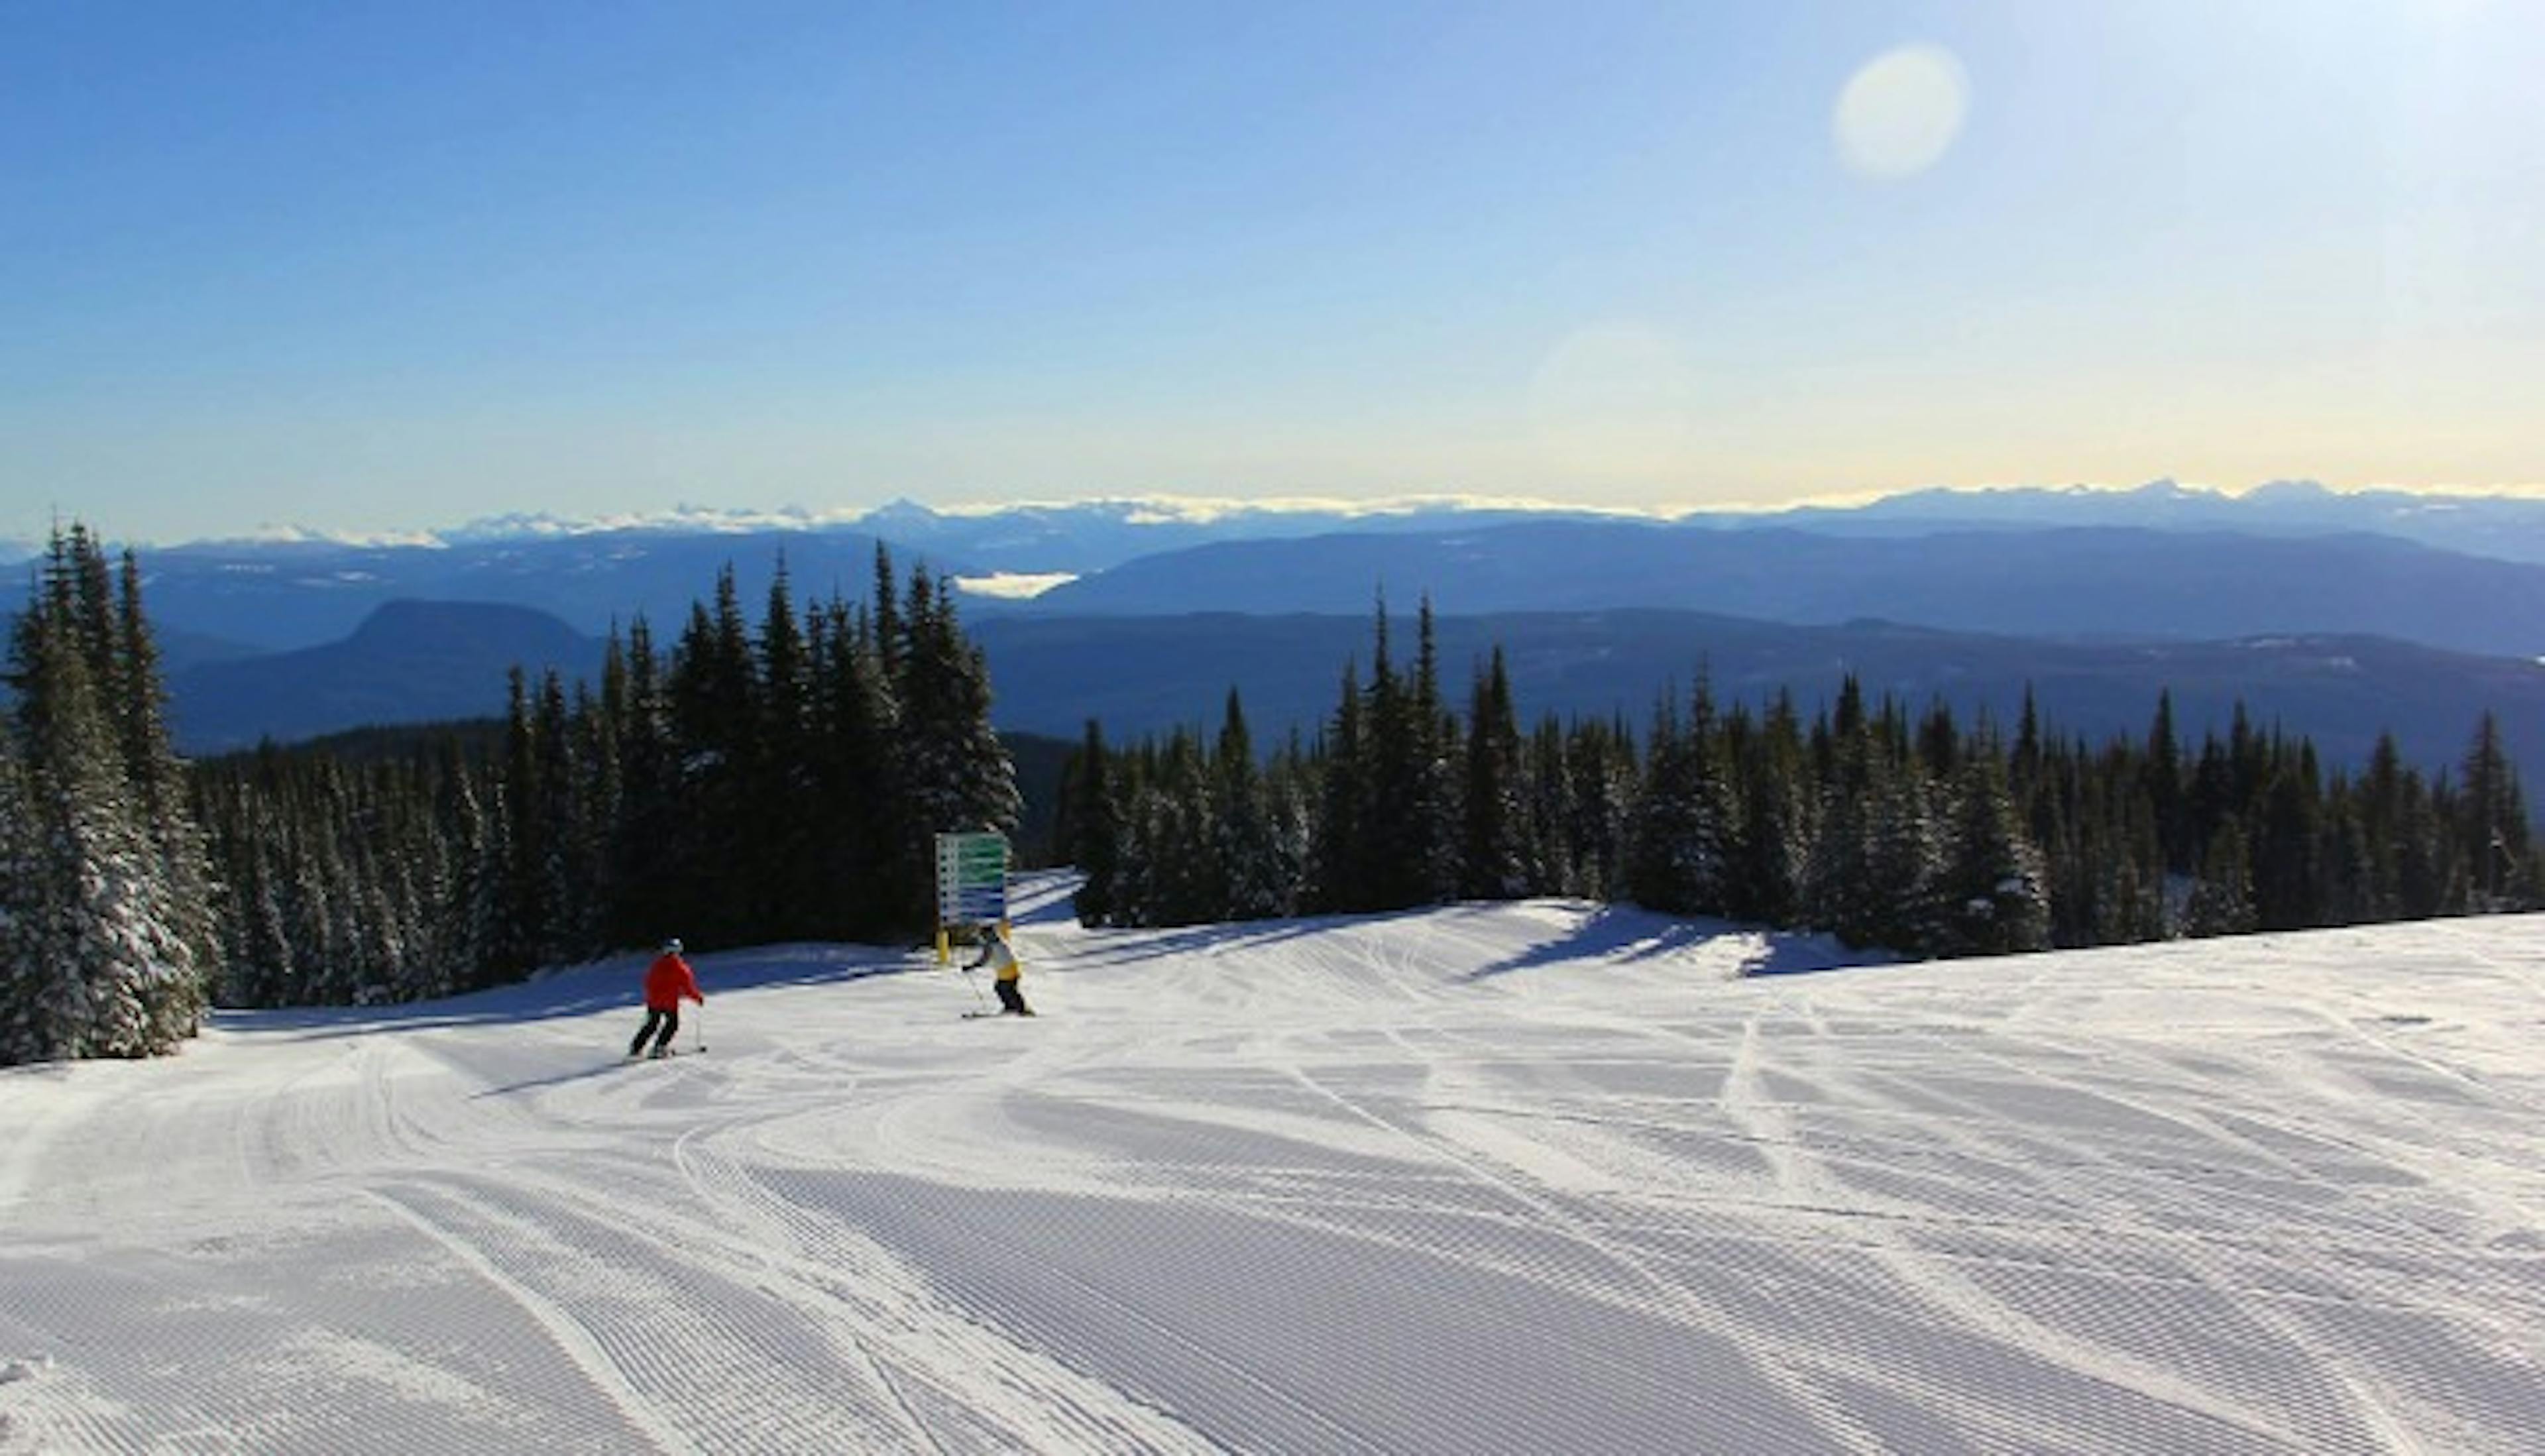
[[1833, 43, 1971, 180]]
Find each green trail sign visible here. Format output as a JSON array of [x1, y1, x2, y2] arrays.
[[934, 832, 1010, 929]]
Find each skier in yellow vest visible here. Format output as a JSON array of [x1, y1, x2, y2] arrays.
[[968, 924, 1033, 1016]]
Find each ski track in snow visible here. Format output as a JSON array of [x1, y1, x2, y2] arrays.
[[3, 885, 2542, 1454]]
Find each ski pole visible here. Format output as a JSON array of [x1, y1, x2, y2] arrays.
[[694, 1001, 705, 1054]]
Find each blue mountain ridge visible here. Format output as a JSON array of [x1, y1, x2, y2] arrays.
[[162, 597, 2545, 809]]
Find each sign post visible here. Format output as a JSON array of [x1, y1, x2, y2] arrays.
[[933, 831, 1011, 962]]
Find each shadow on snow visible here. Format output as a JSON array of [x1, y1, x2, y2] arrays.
[[211, 944, 931, 1042], [1460, 902, 1876, 981]]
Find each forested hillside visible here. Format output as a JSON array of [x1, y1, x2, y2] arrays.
[[1058, 602, 2540, 958], [191, 547, 1019, 1009]]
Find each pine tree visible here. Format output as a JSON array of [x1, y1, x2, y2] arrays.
[[1723, 696, 1807, 926], [1214, 691, 1294, 920], [1406, 599, 1460, 902], [891, 567, 1021, 933], [1865, 759, 1943, 952], [1628, 677, 1734, 916], [806, 595, 901, 940], [1563, 716, 1637, 902], [5, 529, 203, 1060], [1065, 719, 1125, 926], [1934, 741, 2050, 956], [0, 731, 43, 1062], [1310, 661, 1373, 912], [2101, 768, 2169, 944], [1359, 598, 1420, 909], [532, 671, 587, 961], [1262, 736, 1316, 913], [2253, 746, 2324, 932], [2184, 822, 2257, 937], [1145, 728, 1218, 924], [2353, 733, 2412, 921], [2458, 711, 2533, 910], [2144, 691, 2191, 873], [726, 561, 813, 938], [110, 550, 219, 1036], [1803, 678, 1886, 945], [1523, 718, 1576, 895], [1458, 649, 1529, 901], [606, 616, 684, 948], [663, 573, 759, 946], [485, 669, 551, 978]]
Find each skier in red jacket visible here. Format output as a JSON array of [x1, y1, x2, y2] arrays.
[[628, 938, 704, 1060]]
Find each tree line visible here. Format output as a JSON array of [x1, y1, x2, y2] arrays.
[[3, 528, 1017, 1064], [1058, 599, 2540, 954]]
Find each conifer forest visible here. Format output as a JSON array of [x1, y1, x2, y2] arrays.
[[1060, 601, 2540, 956], [3, 528, 2536, 1068]]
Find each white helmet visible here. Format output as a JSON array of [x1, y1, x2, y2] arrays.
[[663, 938, 683, 954]]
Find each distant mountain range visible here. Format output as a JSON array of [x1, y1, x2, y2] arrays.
[[160, 595, 2545, 807], [19, 482, 2540, 797], [113, 477, 2545, 571], [1767, 478, 2545, 563], [1027, 522, 2545, 659], [137, 528, 901, 653], [101, 485, 2545, 657]]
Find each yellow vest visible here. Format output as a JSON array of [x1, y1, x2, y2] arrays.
[[986, 938, 1021, 981]]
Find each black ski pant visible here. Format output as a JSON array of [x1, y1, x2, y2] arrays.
[[630, 1007, 681, 1056], [994, 979, 1030, 1015]]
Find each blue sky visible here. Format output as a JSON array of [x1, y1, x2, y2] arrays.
[[5, 0, 2539, 545]]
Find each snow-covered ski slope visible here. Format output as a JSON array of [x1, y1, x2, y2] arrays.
[[5, 875, 2541, 1454]]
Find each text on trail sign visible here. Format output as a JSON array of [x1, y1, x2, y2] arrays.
[[934, 832, 1010, 926]]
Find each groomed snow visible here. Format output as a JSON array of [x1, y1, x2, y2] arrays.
[[3, 879, 2540, 1453]]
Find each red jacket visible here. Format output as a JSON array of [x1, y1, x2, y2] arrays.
[[643, 953, 703, 1011]]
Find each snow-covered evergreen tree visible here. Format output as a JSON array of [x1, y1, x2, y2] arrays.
[[1628, 679, 1734, 916], [1934, 745, 2050, 956], [0, 732, 42, 1063], [1146, 729, 1219, 925], [1523, 720, 1575, 896], [1350, 597, 1459, 912], [1723, 697, 1808, 926], [1864, 763, 1943, 952], [1214, 692, 1296, 921], [2183, 823, 2258, 937], [891, 567, 1021, 928], [805, 595, 902, 940], [4, 528, 204, 1061], [1563, 717, 1636, 902], [109, 550, 216, 1036]]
